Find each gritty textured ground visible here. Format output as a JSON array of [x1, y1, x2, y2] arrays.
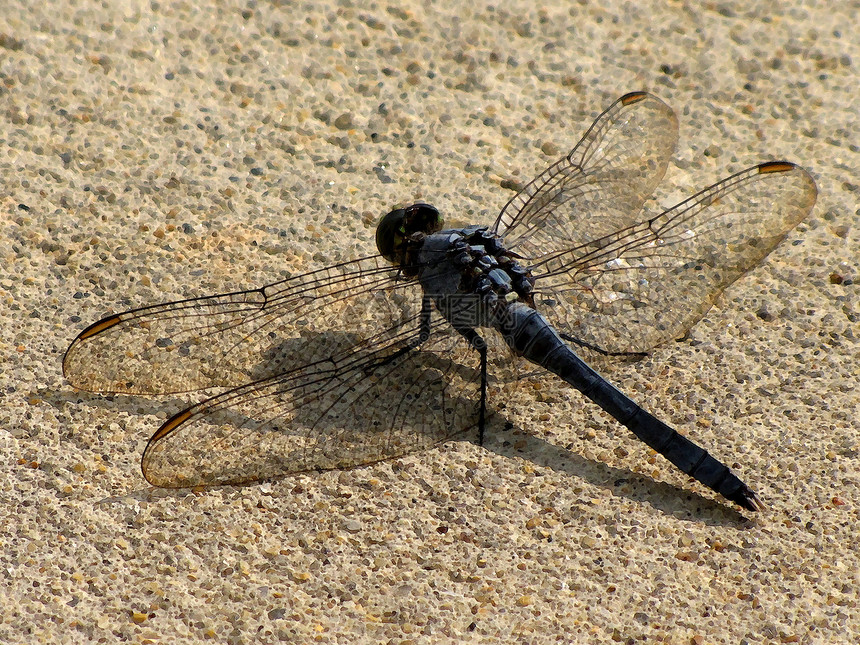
[[1, 1, 858, 643]]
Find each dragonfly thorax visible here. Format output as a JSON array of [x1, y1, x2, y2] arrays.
[[417, 225, 536, 330]]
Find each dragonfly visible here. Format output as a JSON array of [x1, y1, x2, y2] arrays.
[[64, 92, 817, 512]]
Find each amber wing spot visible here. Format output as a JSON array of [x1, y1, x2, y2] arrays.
[[620, 91, 649, 106], [758, 161, 797, 174], [77, 315, 122, 341], [150, 409, 194, 443]]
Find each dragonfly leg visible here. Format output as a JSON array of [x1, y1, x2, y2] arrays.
[[452, 326, 488, 445], [364, 298, 435, 376], [559, 332, 647, 360]]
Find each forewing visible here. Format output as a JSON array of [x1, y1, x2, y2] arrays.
[[63, 256, 413, 394], [140, 312, 483, 487], [493, 92, 678, 257], [532, 162, 817, 354]]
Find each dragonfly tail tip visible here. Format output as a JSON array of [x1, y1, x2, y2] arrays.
[[731, 487, 764, 513]]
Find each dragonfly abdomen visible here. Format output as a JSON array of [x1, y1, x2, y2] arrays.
[[496, 303, 761, 512]]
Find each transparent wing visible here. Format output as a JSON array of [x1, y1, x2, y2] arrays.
[[65, 254, 486, 486], [140, 312, 482, 487], [493, 92, 679, 257], [63, 256, 414, 394], [531, 162, 817, 354]]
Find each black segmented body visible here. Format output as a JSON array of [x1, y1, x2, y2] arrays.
[[495, 303, 757, 509]]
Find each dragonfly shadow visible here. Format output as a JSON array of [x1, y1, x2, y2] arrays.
[[248, 330, 367, 383], [52, 328, 749, 523], [54, 380, 751, 525], [41, 388, 202, 454], [136, 324, 491, 487], [88, 423, 753, 527], [43, 387, 190, 426], [216, 330, 486, 432], [480, 422, 754, 526]]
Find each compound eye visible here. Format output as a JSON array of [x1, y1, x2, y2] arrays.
[[403, 203, 442, 236], [375, 208, 406, 263], [375, 203, 443, 265]]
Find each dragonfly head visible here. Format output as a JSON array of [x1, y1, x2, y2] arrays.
[[376, 203, 443, 265]]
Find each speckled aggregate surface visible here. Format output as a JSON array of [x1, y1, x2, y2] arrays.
[[1, 1, 858, 643]]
